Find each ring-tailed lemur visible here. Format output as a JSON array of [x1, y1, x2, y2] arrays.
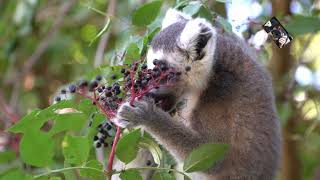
[[114, 9, 281, 180]]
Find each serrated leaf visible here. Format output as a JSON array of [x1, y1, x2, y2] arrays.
[[62, 135, 90, 165], [20, 131, 54, 167], [132, 0, 163, 26], [124, 43, 140, 64], [8, 109, 42, 133], [116, 128, 141, 164], [119, 170, 143, 180], [49, 113, 87, 135], [183, 143, 229, 173], [80, 160, 104, 179], [152, 172, 175, 180], [9, 100, 78, 134]]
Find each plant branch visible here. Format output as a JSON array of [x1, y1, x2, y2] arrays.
[[283, 34, 315, 100], [33, 166, 108, 179], [94, 0, 117, 67], [0, 89, 19, 124]]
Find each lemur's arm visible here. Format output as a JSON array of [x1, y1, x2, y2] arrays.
[[114, 99, 205, 161]]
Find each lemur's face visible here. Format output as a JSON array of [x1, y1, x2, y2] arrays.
[[146, 9, 217, 102]]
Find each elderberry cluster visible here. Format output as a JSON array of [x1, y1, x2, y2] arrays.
[[54, 60, 181, 148], [93, 121, 116, 148], [122, 59, 181, 95]]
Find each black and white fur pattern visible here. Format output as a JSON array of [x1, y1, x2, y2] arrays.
[[113, 9, 281, 180]]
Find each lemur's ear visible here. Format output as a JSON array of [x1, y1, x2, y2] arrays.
[[162, 9, 191, 29], [179, 18, 214, 61]]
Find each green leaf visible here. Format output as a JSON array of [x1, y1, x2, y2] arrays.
[[62, 135, 90, 165], [182, 2, 202, 16], [8, 109, 42, 133], [152, 172, 175, 180], [49, 177, 61, 180], [0, 169, 32, 180], [119, 170, 143, 180], [182, 1, 213, 21], [139, 137, 162, 166], [116, 128, 141, 164], [20, 131, 54, 167], [9, 100, 78, 134], [124, 43, 140, 64], [78, 99, 98, 116], [285, 15, 320, 36], [216, 16, 232, 33], [89, 18, 111, 46], [0, 150, 16, 163], [49, 113, 88, 135], [80, 160, 104, 179], [132, 0, 163, 27], [183, 143, 229, 173]]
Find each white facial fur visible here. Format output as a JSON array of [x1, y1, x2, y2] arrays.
[[147, 10, 217, 92]]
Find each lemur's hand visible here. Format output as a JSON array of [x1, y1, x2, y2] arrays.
[[113, 98, 157, 128]]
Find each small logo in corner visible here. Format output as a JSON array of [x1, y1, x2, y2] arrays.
[[262, 17, 293, 48]]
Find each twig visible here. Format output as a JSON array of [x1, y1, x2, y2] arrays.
[[0, 89, 19, 124], [8, 0, 76, 116], [283, 34, 315, 100], [21, 0, 76, 77], [94, 0, 117, 67]]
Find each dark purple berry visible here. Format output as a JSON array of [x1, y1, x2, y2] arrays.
[[69, 84, 77, 93], [105, 91, 112, 97], [121, 68, 126, 73], [93, 136, 99, 141], [141, 80, 148, 87], [115, 89, 121, 95], [111, 74, 117, 80], [141, 64, 147, 69], [61, 89, 67, 94], [89, 81, 98, 90], [96, 142, 102, 148], [153, 59, 159, 65], [95, 75, 102, 81], [55, 96, 61, 102], [107, 86, 112, 90], [185, 66, 191, 71], [79, 80, 88, 87], [97, 88, 103, 93], [160, 64, 167, 71]]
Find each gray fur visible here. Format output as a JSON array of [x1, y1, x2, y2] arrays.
[[115, 10, 281, 180]]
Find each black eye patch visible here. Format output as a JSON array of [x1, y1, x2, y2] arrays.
[[194, 26, 212, 61]]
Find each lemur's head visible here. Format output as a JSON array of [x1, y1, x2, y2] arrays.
[[147, 9, 217, 104]]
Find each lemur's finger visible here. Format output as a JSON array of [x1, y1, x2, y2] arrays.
[[113, 118, 130, 128]]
